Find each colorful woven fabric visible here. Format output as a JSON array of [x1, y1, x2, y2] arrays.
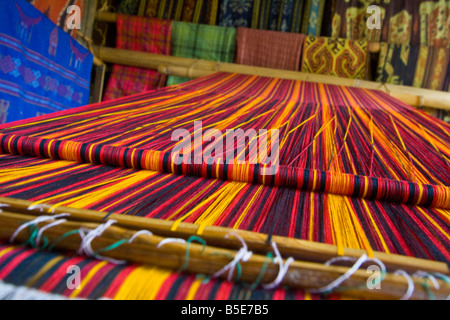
[[226, 0, 310, 33], [145, 0, 220, 25], [0, 72, 449, 267], [29, 0, 85, 35], [301, 36, 368, 79], [118, 0, 141, 15], [0, 0, 93, 124], [332, 0, 450, 48], [235, 27, 305, 70], [331, 0, 383, 42], [218, 0, 254, 28], [301, 0, 326, 36], [376, 43, 450, 91], [251, 0, 307, 32], [166, 22, 236, 86], [103, 15, 172, 101]]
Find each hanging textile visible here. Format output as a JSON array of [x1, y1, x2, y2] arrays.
[[331, 0, 383, 42], [29, 0, 85, 36], [145, 0, 220, 25], [0, 0, 93, 124], [235, 27, 305, 70], [376, 43, 450, 91], [166, 22, 236, 86], [332, 0, 450, 48], [301, 36, 369, 79], [320, 0, 336, 37], [218, 0, 254, 28], [117, 0, 141, 15], [224, 0, 308, 33], [103, 15, 172, 101], [301, 0, 326, 36]]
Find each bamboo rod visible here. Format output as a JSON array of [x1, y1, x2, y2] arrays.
[[0, 210, 448, 300], [93, 45, 450, 110], [94, 11, 382, 52], [0, 197, 448, 276]]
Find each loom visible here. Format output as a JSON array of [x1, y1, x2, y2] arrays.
[[0, 71, 449, 300], [0, 0, 449, 301]]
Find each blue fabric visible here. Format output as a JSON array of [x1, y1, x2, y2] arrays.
[[0, 0, 93, 124], [219, 0, 254, 28]]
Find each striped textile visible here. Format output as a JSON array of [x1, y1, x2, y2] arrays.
[[166, 22, 236, 86], [301, 36, 368, 79], [103, 15, 172, 101], [0, 72, 449, 266], [118, 0, 141, 15], [376, 43, 450, 91], [145, 0, 220, 25], [235, 28, 305, 70], [301, 0, 326, 36], [220, 0, 323, 34], [218, 0, 254, 28], [331, 0, 450, 48]]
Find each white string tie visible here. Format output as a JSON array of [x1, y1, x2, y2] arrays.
[[35, 218, 68, 247], [77, 219, 121, 264], [309, 253, 369, 294], [263, 242, 294, 290], [395, 270, 415, 300], [212, 232, 253, 282], [157, 238, 187, 248], [0, 203, 9, 213], [128, 230, 153, 244], [9, 213, 69, 244]]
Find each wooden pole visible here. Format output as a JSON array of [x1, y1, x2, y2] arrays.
[[0, 196, 448, 276], [93, 45, 450, 110], [0, 209, 448, 300]]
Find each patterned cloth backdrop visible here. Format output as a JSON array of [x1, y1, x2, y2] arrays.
[[301, 36, 369, 79], [103, 15, 172, 101], [252, 0, 307, 32], [0, 0, 93, 123], [28, 0, 85, 36], [332, 0, 450, 48], [376, 43, 450, 91], [235, 27, 306, 70], [219, 0, 324, 34], [118, 0, 141, 15], [166, 21, 236, 86], [301, 0, 326, 35], [218, 0, 255, 28], [145, 0, 220, 25]]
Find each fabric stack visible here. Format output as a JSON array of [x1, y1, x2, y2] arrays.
[[103, 16, 172, 101]]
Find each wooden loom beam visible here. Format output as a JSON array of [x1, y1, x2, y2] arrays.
[[0, 209, 449, 300], [92, 45, 450, 111], [0, 197, 448, 275]]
